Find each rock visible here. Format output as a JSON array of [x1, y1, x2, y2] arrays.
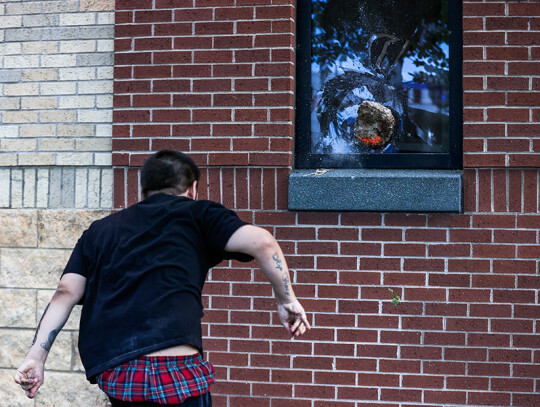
[[354, 101, 395, 149]]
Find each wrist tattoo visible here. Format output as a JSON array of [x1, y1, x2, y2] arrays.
[[40, 328, 60, 352], [32, 303, 50, 346], [272, 253, 283, 271], [282, 273, 291, 296]]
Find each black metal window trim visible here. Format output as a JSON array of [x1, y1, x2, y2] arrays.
[[294, 0, 463, 170]]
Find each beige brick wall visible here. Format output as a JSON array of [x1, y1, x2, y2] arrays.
[[0, 0, 114, 209], [0, 209, 111, 406], [0, 1, 114, 405]]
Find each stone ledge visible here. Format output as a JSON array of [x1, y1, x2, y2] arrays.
[[288, 169, 463, 212]]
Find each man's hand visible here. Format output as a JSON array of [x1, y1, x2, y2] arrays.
[[277, 300, 311, 338], [14, 357, 44, 399]]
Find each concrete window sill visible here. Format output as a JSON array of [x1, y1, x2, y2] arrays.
[[288, 169, 463, 212]]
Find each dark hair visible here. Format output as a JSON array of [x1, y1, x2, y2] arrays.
[[141, 150, 200, 197]]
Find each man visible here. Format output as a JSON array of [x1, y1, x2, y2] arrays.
[[15, 150, 310, 406]]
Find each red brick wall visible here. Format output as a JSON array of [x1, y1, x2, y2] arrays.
[[113, 1, 539, 405]]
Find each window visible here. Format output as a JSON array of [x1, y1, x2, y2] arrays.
[[295, 0, 462, 170]]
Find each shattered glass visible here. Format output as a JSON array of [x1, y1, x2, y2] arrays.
[[311, 0, 450, 155]]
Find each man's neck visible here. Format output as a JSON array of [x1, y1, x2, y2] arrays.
[[146, 188, 188, 198]]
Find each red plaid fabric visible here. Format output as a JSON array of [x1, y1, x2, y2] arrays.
[[96, 353, 214, 404]]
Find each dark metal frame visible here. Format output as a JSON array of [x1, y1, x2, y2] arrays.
[[294, 0, 463, 169]]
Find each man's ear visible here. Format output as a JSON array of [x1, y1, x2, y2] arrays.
[[187, 181, 198, 200]]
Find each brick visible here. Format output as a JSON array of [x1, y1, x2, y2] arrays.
[[380, 389, 421, 403], [509, 61, 540, 75], [473, 244, 516, 259], [492, 319, 533, 333], [450, 287, 492, 302], [174, 36, 213, 50], [401, 259, 443, 273], [425, 390, 467, 405], [463, 61, 505, 76], [508, 31, 539, 46], [428, 243, 470, 257]]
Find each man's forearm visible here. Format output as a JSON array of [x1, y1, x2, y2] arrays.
[[26, 290, 77, 363], [255, 244, 296, 304]]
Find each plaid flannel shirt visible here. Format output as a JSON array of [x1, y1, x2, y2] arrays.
[[96, 353, 214, 404]]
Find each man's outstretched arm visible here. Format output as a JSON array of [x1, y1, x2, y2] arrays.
[[14, 273, 86, 399], [225, 225, 311, 338]]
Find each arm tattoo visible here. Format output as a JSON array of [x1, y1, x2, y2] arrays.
[[40, 328, 60, 352], [282, 273, 291, 296], [32, 303, 50, 346], [272, 253, 283, 271]]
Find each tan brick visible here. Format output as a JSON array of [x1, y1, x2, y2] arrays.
[[40, 82, 76, 95], [23, 168, 36, 208], [97, 12, 114, 25], [37, 139, 75, 151], [0, 210, 38, 247], [2, 111, 38, 123], [94, 153, 112, 167], [0, 289, 36, 328], [0, 42, 22, 55], [58, 96, 95, 109], [37, 209, 110, 248], [0, 96, 21, 110], [6, 2, 42, 15], [59, 40, 96, 53], [41, 55, 76, 68], [0, 370, 33, 407], [78, 80, 112, 94], [78, 110, 111, 123], [76, 138, 111, 151], [18, 153, 55, 166], [97, 39, 114, 52], [0, 248, 71, 288], [60, 13, 96, 26], [10, 169, 23, 208], [1, 138, 36, 152], [42, 0, 79, 14], [0, 170, 10, 208], [22, 69, 58, 82], [21, 42, 58, 54], [56, 152, 93, 166], [0, 16, 22, 28], [3, 55, 39, 69], [0, 329, 34, 368], [95, 124, 112, 137], [36, 169, 50, 208], [20, 124, 57, 138], [97, 67, 114, 81], [4, 83, 39, 96], [39, 110, 76, 123], [35, 372, 109, 406], [59, 67, 96, 81], [0, 153, 18, 166], [21, 97, 57, 110], [81, 0, 115, 12], [88, 169, 101, 208], [58, 124, 94, 138], [96, 95, 113, 108]]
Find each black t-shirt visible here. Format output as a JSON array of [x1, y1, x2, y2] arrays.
[[62, 193, 253, 382]]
